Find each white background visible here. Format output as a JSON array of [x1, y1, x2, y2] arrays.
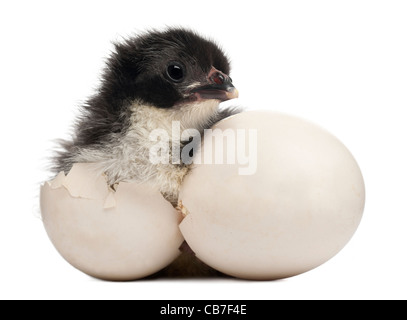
[[1, 0, 406, 300]]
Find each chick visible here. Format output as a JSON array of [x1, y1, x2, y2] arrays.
[[54, 28, 239, 205], [53, 28, 240, 277]]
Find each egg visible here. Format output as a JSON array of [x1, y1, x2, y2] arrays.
[[179, 111, 365, 280], [40, 163, 184, 281]]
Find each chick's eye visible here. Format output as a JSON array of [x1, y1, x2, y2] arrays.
[[166, 62, 185, 82]]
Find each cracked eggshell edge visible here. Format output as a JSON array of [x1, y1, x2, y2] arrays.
[[40, 163, 184, 281]]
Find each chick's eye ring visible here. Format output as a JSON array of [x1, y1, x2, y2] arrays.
[[166, 62, 185, 82]]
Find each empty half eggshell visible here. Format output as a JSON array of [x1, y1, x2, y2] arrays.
[[179, 111, 365, 280], [40, 163, 184, 281]]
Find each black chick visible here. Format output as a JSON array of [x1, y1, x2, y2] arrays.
[[54, 27, 239, 205], [53, 28, 240, 277]]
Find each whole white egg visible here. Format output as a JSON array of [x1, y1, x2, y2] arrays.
[[179, 111, 365, 280]]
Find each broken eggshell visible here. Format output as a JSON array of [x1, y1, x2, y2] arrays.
[[40, 163, 184, 281], [179, 111, 365, 280]]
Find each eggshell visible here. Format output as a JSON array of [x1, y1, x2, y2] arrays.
[[179, 111, 365, 280], [40, 163, 184, 281]]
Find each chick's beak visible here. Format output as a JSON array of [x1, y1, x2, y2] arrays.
[[191, 67, 239, 102]]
